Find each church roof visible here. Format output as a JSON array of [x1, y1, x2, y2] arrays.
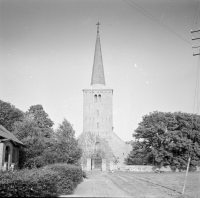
[[0, 125, 24, 146], [91, 23, 106, 85]]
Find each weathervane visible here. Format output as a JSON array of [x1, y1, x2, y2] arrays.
[[96, 22, 101, 33]]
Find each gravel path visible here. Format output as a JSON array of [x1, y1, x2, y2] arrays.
[[60, 171, 199, 198], [60, 170, 131, 197]]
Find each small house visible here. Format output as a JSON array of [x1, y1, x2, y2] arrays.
[[0, 125, 23, 171]]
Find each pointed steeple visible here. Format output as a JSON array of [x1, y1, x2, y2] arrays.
[[91, 22, 106, 85]]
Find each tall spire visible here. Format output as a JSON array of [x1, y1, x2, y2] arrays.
[[91, 22, 106, 85]]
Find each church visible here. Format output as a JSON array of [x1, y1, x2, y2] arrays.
[[78, 23, 131, 170]]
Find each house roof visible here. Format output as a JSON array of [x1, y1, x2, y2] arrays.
[[0, 125, 23, 146]]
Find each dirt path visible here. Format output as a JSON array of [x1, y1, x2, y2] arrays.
[[60, 171, 199, 197], [60, 170, 131, 197]]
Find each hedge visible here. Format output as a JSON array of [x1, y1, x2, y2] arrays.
[[45, 163, 83, 195], [0, 163, 83, 197]]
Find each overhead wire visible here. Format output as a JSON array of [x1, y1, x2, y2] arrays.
[[194, 9, 200, 31], [191, 0, 200, 31], [123, 0, 191, 45], [123, 0, 199, 194]]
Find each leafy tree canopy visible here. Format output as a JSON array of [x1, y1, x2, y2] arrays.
[[0, 100, 24, 131], [13, 118, 51, 168], [26, 104, 54, 137], [26, 104, 54, 129], [127, 111, 200, 169], [13, 118, 82, 168], [50, 118, 82, 164], [1, 100, 81, 168]]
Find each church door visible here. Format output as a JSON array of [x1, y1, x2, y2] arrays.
[[93, 157, 102, 170]]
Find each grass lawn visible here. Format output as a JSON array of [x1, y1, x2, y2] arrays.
[[107, 171, 200, 198]]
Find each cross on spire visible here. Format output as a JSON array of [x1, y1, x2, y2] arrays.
[[96, 22, 101, 33]]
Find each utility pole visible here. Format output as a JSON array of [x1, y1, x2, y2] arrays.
[[182, 28, 200, 196], [191, 28, 200, 56]]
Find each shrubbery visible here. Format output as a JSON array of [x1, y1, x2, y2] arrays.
[[45, 163, 83, 195], [0, 163, 83, 197]]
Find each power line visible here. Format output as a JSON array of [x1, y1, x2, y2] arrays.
[[194, 9, 200, 30], [129, 0, 192, 45], [191, 0, 199, 31], [123, 0, 191, 45]]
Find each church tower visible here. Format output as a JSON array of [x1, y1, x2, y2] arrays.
[[79, 24, 132, 168], [83, 23, 113, 134]]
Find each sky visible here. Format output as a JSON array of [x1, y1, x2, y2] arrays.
[[0, 0, 200, 141]]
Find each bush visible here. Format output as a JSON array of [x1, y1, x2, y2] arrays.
[[45, 163, 83, 195], [0, 163, 83, 197], [189, 166, 197, 172], [82, 171, 88, 178], [0, 169, 57, 197]]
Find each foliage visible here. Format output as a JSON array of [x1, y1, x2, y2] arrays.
[[0, 100, 24, 131], [82, 171, 88, 178], [0, 168, 58, 197], [127, 111, 200, 170], [26, 104, 54, 137], [46, 163, 83, 195], [26, 104, 54, 128], [0, 164, 83, 197], [45, 119, 82, 165], [0, 100, 82, 168], [13, 118, 53, 168], [13, 117, 82, 168]]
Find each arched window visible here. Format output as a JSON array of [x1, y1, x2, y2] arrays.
[[98, 94, 101, 102], [97, 110, 99, 116], [94, 95, 97, 102], [97, 123, 99, 128]]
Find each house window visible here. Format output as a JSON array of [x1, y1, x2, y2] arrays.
[[97, 110, 99, 116], [97, 123, 99, 128]]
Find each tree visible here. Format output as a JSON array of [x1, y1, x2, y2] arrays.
[[45, 118, 82, 164], [0, 100, 24, 131], [13, 117, 50, 168], [127, 111, 200, 170], [26, 105, 54, 137], [26, 105, 54, 128]]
